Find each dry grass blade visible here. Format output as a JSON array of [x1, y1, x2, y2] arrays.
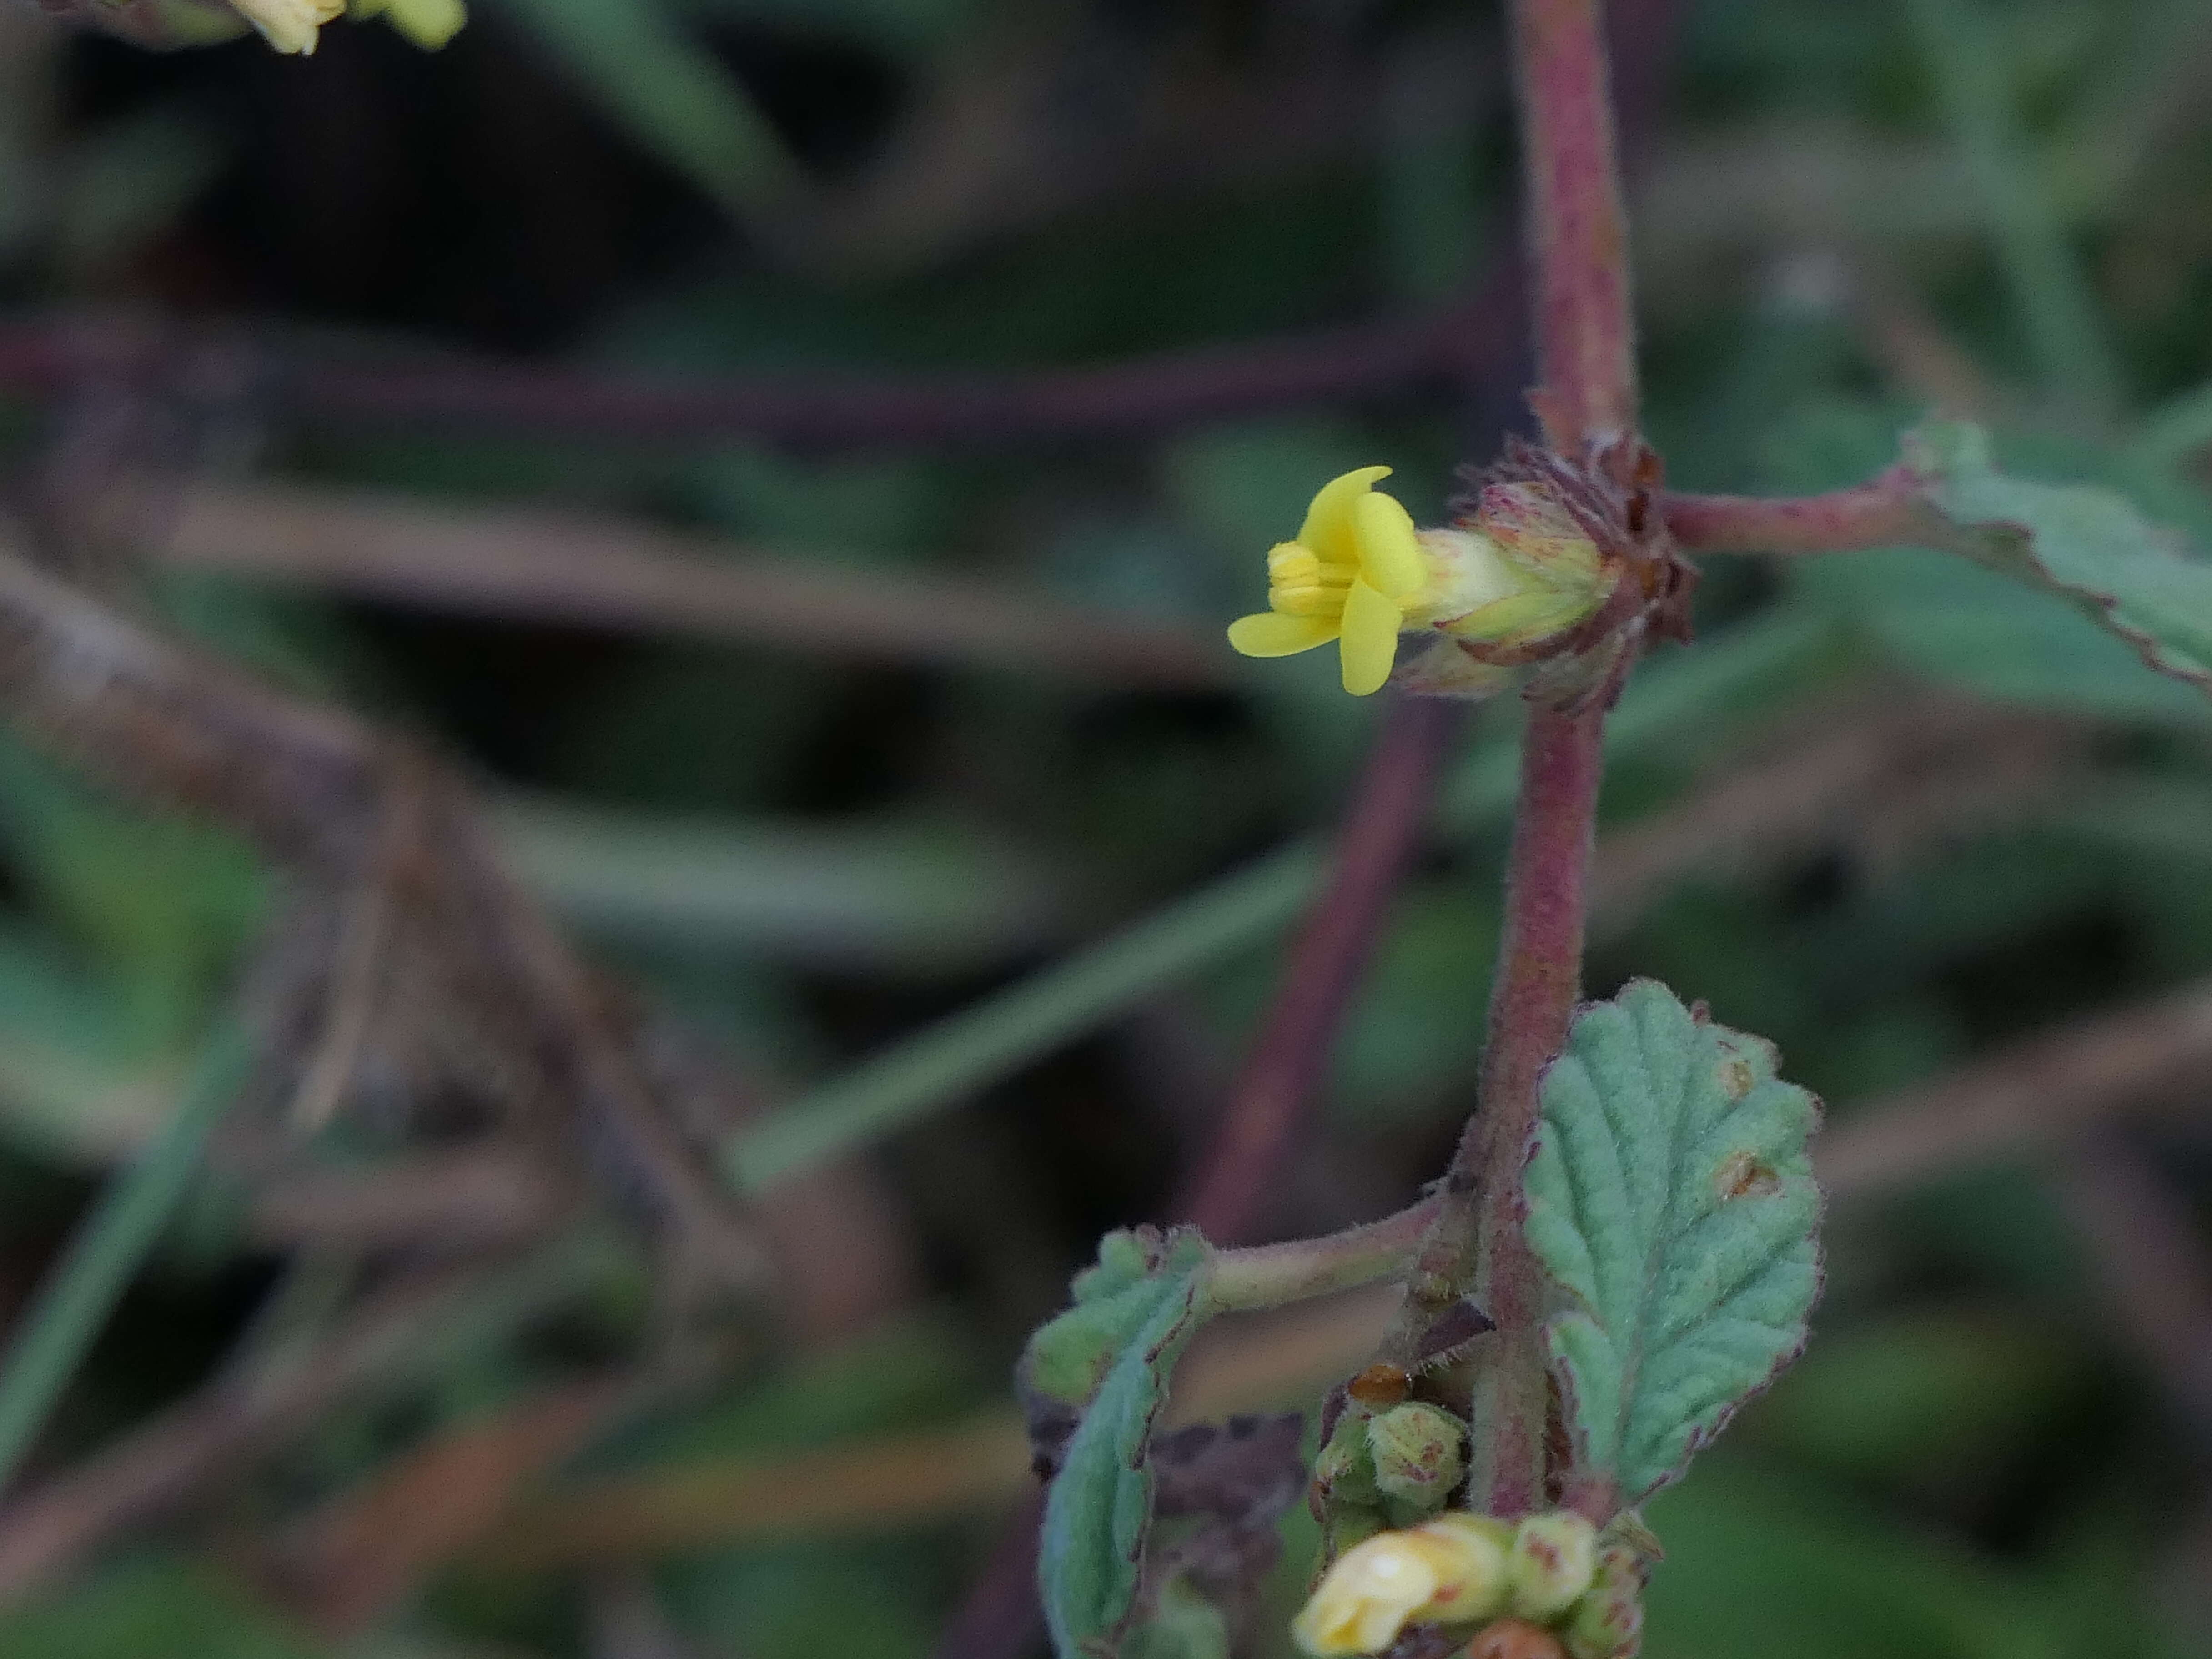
[[2054, 1138, 2212, 1440], [244, 1150, 576, 1252], [0, 1240, 607, 1600], [479, 1413, 1034, 1568], [150, 478, 1231, 690], [1588, 688, 2080, 935], [0, 531, 768, 1302], [1817, 979, 2212, 1198], [263, 1376, 634, 1635], [480, 1283, 1399, 1567]]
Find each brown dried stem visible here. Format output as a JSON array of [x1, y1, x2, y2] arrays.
[[0, 533, 764, 1293], [0, 292, 1515, 452], [0, 1242, 602, 1599], [146, 477, 1230, 690], [2052, 1139, 2212, 1441], [1819, 978, 2212, 1198]]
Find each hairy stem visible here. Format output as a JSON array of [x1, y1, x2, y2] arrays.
[[1210, 1196, 1441, 1312], [1662, 473, 1959, 558], [1391, 0, 1637, 1518], [1403, 704, 1607, 1515], [1513, 0, 1639, 444]]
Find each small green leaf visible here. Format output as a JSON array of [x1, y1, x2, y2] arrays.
[[1022, 1227, 1219, 1659], [1905, 422, 2212, 696], [1526, 980, 1822, 1503]]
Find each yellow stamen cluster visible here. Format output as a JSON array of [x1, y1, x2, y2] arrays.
[[1227, 466, 1430, 696]]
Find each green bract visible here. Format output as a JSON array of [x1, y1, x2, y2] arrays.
[[1525, 980, 1823, 1503], [1022, 1227, 1220, 1659]]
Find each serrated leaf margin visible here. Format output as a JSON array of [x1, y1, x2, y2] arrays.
[[1028, 1227, 1219, 1659], [1525, 980, 1824, 1504], [1905, 421, 2212, 696]]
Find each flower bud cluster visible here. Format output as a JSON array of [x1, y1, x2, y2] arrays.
[[1292, 1510, 1645, 1659]]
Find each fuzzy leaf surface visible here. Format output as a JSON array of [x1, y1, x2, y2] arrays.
[[1906, 422, 2212, 695], [1525, 980, 1821, 1503], [1022, 1227, 1218, 1658]]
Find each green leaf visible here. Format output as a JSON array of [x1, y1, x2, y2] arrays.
[[1906, 422, 2212, 697], [1022, 1227, 1219, 1659], [1525, 980, 1822, 1503]]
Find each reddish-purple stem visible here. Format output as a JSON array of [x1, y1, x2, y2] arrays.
[[1455, 704, 1608, 1516], [1405, 0, 1639, 1518], [1513, 0, 1639, 445], [1180, 698, 1460, 1242], [1662, 473, 1955, 557]]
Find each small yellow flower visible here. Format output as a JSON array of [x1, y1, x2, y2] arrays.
[[1227, 466, 1426, 696], [1292, 1513, 1514, 1657], [230, 0, 342, 51], [1227, 468, 1584, 697]]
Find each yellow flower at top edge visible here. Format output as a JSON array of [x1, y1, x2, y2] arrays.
[[231, 0, 343, 52], [1227, 466, 1429, 697], [233, 0, 464, 53]]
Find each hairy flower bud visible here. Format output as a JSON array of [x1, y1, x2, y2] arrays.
[[1312, 1411, 1382, 1509], [1561, 1544, 1645, 1659], [1365, 1402, 1466, 1513], [1508, 1512, 1599, 1622]]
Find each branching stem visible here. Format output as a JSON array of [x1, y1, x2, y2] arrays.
[[1209, 1196, 1441, 1312], [1662, 473, 1961, 558], [1375, 0, 1642, 1520]]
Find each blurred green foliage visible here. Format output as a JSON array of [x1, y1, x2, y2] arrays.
[[0, 0, 2210, 1655]]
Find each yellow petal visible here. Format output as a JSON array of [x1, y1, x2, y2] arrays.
[[1353, 489, 1425, 599], [1228, 611, 1338, 658], [1298, 466, 1393, 567], [1337, 578, 1403, 695]]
